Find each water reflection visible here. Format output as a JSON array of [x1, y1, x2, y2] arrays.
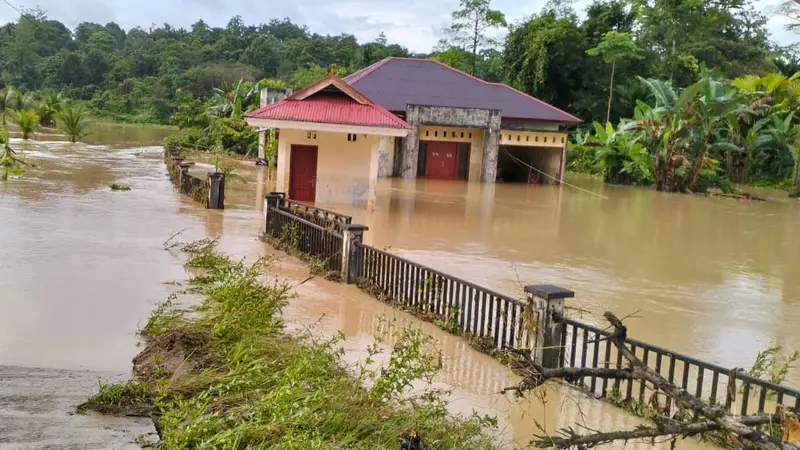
[[332, 177, 800, 387]]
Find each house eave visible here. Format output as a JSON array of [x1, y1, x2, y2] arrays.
[[245, 117, 410, 137]]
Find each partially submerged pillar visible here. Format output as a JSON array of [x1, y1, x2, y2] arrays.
[[207, 173, 225, 210], [400, 106, 421, 180], [341, 224, 368, 284], [481, 111, 501, 183], [525, 284, 574, 368], [258, 88, 268, 161]]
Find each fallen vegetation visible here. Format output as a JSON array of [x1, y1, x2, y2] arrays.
[[503, 312, 800, 450], [80, 239, 496, 449], [109, 183, 131, 191]]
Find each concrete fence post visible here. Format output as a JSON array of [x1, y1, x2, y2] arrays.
[[525, 284, 574, 369], [177, 161, 190, 185], [264, 192, 285, 234], [341, 224, 368, 284], [208, 173, 225, 209]]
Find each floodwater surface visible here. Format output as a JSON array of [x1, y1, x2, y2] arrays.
[[334, 179, 800, 387], [0, 126, 789, 448]]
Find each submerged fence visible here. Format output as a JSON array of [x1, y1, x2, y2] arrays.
[[262, 192, 800, 419], [164, 143, 225, 209]]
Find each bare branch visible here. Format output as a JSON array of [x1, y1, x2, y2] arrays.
[[602, 311, 799, 450], [534, 414, 783, 449]]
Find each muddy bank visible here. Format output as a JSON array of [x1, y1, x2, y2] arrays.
[[0, 365, 154, 450]]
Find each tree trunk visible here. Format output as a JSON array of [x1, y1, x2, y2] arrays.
[[471, 15, 479, 76], [606, 61, 615, 125], [794, 159, 800, 197]]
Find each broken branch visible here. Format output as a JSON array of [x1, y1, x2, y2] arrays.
[[602, 311, 799, 450], [534, 414, 783, 448]]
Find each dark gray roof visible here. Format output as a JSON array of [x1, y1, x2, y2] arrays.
[[345, 57, 580, 124]]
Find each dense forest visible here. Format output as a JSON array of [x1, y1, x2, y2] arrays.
[[2, 0, 800, 193]]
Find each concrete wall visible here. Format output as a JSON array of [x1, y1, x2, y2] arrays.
[[277, 129, 380, 205], [501, 118, 562, 132]]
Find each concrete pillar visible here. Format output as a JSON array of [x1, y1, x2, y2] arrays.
[[558, 144, 567, 185], [368, 137, 383, 211], [525, 284, 574, 368], [264, 192, 284, 235], [207, 173, 225, 210], [258, 88, 268, 161], [377, 135, 393, 178], [400, 125, 420, 180], [341, 224, 369, 284], [481, 112, 501, 183], [276, 138, 291, 193], [401, 106, 421, 180]]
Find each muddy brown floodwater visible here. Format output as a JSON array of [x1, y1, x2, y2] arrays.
[[1, 125, 794, 449]]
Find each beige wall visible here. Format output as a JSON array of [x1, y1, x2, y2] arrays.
[[277, 129, 381, 206], [499, 130, 567, 148], [418, 126, 485, 181]]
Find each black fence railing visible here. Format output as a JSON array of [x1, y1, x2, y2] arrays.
[[357, 243, 535, 350], [262, 195, 800, 423], [265, 206, 343, 274], [562, 317, 800, 417], [279, 198, 352, 231]]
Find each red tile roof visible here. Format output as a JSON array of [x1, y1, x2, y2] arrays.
[[247, 95, 411, 129], [246, 74, 411, 129], [345, 57, 581, 124]]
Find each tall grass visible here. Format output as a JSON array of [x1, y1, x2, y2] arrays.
[[56, 100, 90, 143], [82, 241, 498, 449], [13, 109, 39, 139]]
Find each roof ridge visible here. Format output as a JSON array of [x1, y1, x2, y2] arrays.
[[426, 58, 581, 123], [347, 57, 393, 84], [490, 82, 581, 123]]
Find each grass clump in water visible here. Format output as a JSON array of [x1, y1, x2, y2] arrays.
[[82, 241, 497, 449], [109, 183, 131, 191], [79, 381, 154, 416]]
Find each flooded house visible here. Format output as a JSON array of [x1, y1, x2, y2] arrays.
[[245, 57, 580, 205]]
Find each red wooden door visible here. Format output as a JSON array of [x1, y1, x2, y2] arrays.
[[289, 145, 318, 202], [425, 142, 458, 180]]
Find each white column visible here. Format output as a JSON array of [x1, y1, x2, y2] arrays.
[[276, 136, 290, 194], [257, 88, 268, 160], [367, 137, 384, 210]]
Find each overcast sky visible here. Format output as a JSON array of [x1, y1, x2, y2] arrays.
[[1, 0, 796, 53]]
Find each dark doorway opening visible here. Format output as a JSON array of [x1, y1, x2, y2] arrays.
[[497, 146, 561, 184]]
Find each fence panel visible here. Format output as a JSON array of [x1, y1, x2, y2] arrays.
[[265, 207, 343, 274], [356, 243, 535, 350], [561, 318, 800, 417], [279, 199, 352, 231]]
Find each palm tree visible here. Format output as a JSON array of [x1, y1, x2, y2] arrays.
[[9, 90, 35, 112], [57, 101, 90, 143], [0, 87, 17, 125], [37, 91, 61, 127], [13, 109, 39, 140]]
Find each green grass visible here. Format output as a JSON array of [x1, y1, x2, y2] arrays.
[[81, 241, 497, 449]]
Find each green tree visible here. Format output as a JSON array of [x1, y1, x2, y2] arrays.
[[13, 109, 39, 139], [57, 100, 90, 143], [0, 88, 16, 125], [446, 0, 506, 75], [586, 31, 643, 124], [505, 8, 588, 113]]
